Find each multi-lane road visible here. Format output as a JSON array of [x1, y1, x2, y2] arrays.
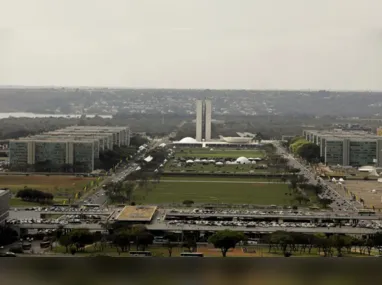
[[272, 141, 359, 212]]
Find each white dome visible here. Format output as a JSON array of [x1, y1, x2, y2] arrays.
[[236, 157, 250, 164], [179, 137, 198, 144], [215, 162, 224, 165], [358, 166, 375, 172], [186, 160, 194, 163]]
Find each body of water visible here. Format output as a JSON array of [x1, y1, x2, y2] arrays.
[[0, 112, 113, 119]]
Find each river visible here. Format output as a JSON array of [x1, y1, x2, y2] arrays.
[[0, 112, 113, 119]]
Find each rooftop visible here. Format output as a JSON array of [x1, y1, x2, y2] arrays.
[[115, 206, 157, 222], [0, 189, 10, 196], [305, 130, 382, 140]]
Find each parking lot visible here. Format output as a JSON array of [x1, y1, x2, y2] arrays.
[[11, 206, 110, 213]]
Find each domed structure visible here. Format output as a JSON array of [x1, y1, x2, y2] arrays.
[[236, 156, 250, 164], [179, 137, 198, 144]]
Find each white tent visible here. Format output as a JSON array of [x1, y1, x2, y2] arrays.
[[369, 169, 379, 177], [215, 162, 224, 166], [186, 160, 194, 164], [236, 157, 250, 164]]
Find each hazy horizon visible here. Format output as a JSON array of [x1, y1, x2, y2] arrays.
[[1, 0, 382, 90]]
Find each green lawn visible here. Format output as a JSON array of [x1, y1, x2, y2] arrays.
[[0, 175, 99, 203], [133, 181, 292, 205], [9, 198, 42, 207], [175, 148, 265, 159], [9, 198, 64, 207], [161, 176, 281, 182]]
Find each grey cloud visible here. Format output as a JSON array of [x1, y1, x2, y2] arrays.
[[0, 0, 381, 89]]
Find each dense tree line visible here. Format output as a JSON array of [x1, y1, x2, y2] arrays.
[[52, 226, 382, 257], [58, 229, 96, 253], [16, 188, 54, 203], [263, 231, 382, 257]]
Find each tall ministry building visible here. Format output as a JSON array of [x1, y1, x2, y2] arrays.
[[196, 99, 212, 141]]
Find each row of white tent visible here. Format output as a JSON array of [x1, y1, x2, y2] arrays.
[[186, 160, 257, 165], [184, 156, 261, 165], [331, 178, 345, 183]]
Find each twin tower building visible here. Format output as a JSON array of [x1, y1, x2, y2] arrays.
[[195, 99, 212, 142]]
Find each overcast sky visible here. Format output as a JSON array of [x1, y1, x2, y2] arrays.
[[1, 0, 382, 90]]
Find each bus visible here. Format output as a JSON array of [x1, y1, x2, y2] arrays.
[[83, 204, 101, 209], [180, 252, 204, 257], [358, 209, 376, 216], [129, 251, 152, 257], [40, 241, 51, 248]]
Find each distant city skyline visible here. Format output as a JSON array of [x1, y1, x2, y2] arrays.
[[1, 0, 382, 90]]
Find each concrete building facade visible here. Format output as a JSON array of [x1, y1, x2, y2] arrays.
[[9, 126, 130, 173], [0, 189, 10, 225], [195, 99, 212, 141], [303, 130, 382, 167]]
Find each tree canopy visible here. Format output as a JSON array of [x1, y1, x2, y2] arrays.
[[208, 230, 246, 257]]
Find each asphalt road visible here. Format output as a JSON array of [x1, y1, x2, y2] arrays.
[[272, 142, 358, 213]]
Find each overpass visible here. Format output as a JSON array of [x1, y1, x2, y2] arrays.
[[16, 223, 103, 231], [14, 222, 379, 235], [40, 211, 111, 216], [146, 224, 379, 235], [165, 212, 382, 222]]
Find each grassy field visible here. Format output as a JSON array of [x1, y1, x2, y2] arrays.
[[161, 176, 281, 182], [0, 175, 96, 199], [9, 198, 42, 207], [133, 180, 292, 205], [175, 148, 265, 159]]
